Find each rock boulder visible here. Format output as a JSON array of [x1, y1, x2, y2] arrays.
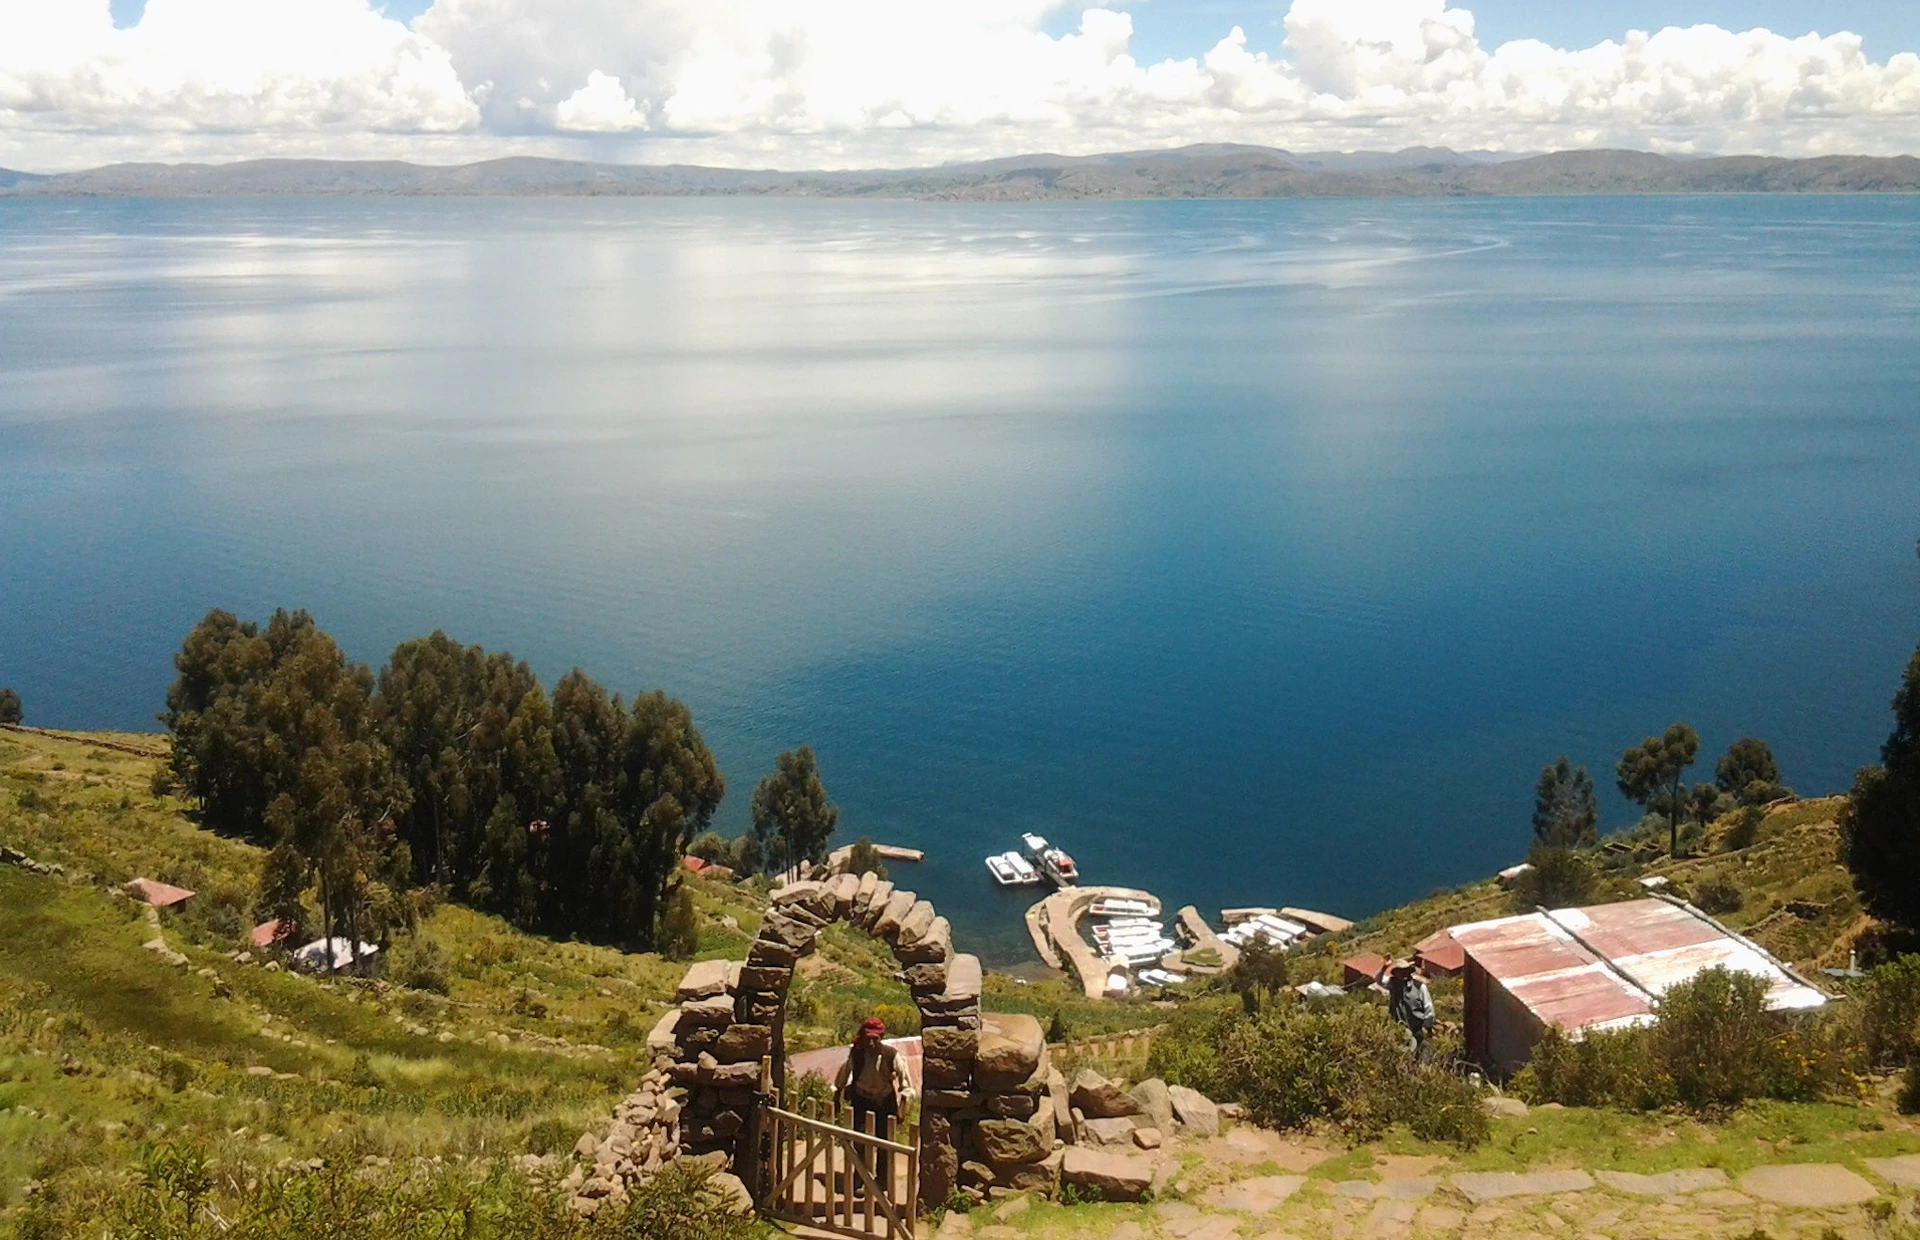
[[1061, 1148, 1154, 1202], [1070, 1069, 1142, 1120]]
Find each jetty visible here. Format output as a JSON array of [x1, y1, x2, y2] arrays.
[[1030, 885, 1163, 1000], [1172, 905, 1238, 973]]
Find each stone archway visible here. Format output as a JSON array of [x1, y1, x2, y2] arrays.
[[655, 870, 1059, 1213]]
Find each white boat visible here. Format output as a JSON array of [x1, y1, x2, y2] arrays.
[[1089, 897, 1158, 918], [1021, 833, 1079, 887], [986, 851, 1041, 887]]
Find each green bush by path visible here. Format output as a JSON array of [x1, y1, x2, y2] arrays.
[[1514, 967, 1865, 1112], [1147, 994, 1488, 1148]]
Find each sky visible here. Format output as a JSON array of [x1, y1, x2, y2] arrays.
[[7, 0, 1920, 171]]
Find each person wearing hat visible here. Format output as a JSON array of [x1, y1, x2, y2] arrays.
[[834, 1016, 916, 1193], [1378, 959, 1436, 1060]]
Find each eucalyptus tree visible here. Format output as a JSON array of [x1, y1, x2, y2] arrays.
[[1617, 723, 1700, 858]]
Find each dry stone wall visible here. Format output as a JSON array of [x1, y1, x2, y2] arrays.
[[636, 871, 1070, 1212]]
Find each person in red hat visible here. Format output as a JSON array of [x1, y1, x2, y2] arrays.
[[834, 1015, 915, 1193]]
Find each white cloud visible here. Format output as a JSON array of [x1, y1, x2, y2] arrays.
[[556, 70, 648, 132], [0, 0, 476, 151], [3, 0, 1919, 169]]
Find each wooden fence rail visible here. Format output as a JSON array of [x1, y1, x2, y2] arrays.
[[757, 1098, 918, 1240]]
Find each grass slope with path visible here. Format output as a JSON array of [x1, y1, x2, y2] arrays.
[[0, 726, 1152, 1232], [4, 727, 1919, 1239]]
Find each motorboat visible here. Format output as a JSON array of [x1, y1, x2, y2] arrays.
[[1020, 833, 1079, 887]]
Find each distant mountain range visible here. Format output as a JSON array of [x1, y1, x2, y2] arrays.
[[3, 146, 1918, 199]]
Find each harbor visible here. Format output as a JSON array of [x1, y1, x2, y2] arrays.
[[986, 832, 1349, 1000]]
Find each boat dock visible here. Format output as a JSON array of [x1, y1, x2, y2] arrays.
[[1029, 885, 1163, 1001]]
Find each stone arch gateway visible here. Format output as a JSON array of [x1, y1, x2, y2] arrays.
[[655, 870, 1060, 1214]]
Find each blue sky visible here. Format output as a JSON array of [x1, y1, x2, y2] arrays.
[[1077, 1, 1920, 61], [103, 1, 1920, 59]]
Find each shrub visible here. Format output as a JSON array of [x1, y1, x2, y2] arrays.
[[1859, 954, 1920, 1069], [1160, 996, 1488, 1147], [658, 887, 699, 962], [1653, 968, 1781, 1108], [389, 936, 451, 995], [1901, 1062, 1920, 1115], [1145, 1001, 1239, 1102], [1693, 877, 1744, 915], [1518, 967, 1858, 1112], [0, 687, 21, 725], [843, 837, 889, 882], [524, 1118, 575, 1156], [1513, 1025, 1672, 1110], [1512, 841, 1596, 912], [1722, 805, 1764, 851]]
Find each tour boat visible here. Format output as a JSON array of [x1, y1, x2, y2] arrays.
[[985, 851, 1041, 887], [1088, 897, 1158, 918]]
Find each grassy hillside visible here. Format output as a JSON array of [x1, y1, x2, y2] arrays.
[[1291, 796, 1867, 987], [0, 726, 1153, 1229]]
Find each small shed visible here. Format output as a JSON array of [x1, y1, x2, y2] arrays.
[[1414, 929, 1466, 978], [125, 878, 195, 910], [1450, 897, 1828, 1078], [1341, 952, 1389, 988]]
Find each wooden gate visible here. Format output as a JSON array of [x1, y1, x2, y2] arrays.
[[755, 1099, 918, 1240]]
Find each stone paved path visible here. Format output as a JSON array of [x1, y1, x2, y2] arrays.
[[927, 1131, 1920, 1240], [1450, 1169, 1596, 1203], [1867, 1153, 1920, 1189], [1736, 1163, 1880, 1207]]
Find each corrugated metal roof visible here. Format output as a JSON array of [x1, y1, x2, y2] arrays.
[[1450, 898, 1828, 1038], [1451, 911, 1655, 1035], [1551, 901, 1828, 1012]]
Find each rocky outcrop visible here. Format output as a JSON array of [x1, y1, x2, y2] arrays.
[[1061, 1148, 1154, 1201]]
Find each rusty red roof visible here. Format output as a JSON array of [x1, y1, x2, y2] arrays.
[[249, 919, 291, 948], [1451, 898, 1828, 1038], [125, 878, 195, 908], [1414, 930, 1466, 974], [1342, 952, 1388, 979]]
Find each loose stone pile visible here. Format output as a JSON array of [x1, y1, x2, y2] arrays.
[[561, 1067, 685, 1217]]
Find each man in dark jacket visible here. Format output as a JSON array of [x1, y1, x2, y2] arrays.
[[1381, 959, 1437, 1060], [834, 1017, 916, 1194]]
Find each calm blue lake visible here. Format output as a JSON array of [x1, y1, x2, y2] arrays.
[[2, 194, 1916, 963]]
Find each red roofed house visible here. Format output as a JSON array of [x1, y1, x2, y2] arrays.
[[1414, 929, 1466, 978], [682, 855, 709, 874], [1450, 898, 1828, 1078], [124, 878, 195, 910], [1341, 953, 1389, 988]]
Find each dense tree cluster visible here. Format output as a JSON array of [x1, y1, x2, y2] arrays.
[[163, 610, 739, 952], [1716, 736, 1790, 806], [1847, 640, 1920, 930]]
